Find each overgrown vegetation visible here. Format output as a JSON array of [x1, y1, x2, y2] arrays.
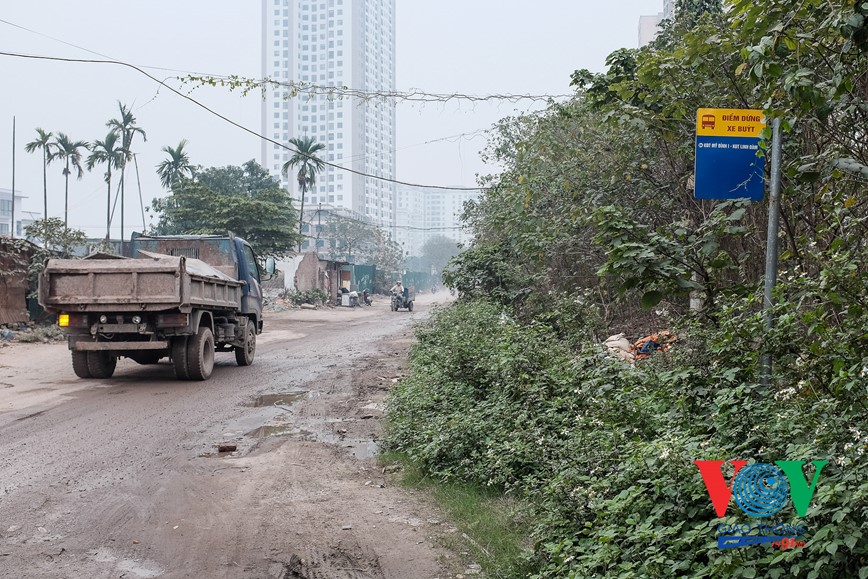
[[380, 451, 534, 578], [150, 159, 302, 259], [282, 288, 329, 306], [387, 1, 867, 577]]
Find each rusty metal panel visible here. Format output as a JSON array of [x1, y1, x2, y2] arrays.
[[131, 237, 239, 279], [0, 238, 37, 324], [73, 341, 169, 351], [40, 255, 242, 313]]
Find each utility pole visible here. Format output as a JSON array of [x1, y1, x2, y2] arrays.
[[11, 116, 15, 239], [316, 202, 322, 252], [760, 118, 783, 388]]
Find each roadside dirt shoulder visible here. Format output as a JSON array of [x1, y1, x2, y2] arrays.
[[0, 302, 458, 579]]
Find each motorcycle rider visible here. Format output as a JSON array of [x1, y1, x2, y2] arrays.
[[390, 280, 405, 307]]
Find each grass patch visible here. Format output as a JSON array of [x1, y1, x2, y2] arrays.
[[379, 451, 534, 579]]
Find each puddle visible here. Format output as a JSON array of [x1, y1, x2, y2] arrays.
[[251, 391, 308, 408], [239, 422, 379, 459], [245, 424, 296, 438], [199, 451, 238, 459], [296, 428, 380, 459]]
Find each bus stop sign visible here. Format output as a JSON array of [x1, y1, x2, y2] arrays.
[[695, 108, 766, 200]]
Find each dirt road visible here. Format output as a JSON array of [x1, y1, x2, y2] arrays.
[[0, 294, 455, 579]]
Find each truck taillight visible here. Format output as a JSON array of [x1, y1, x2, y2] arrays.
[[58, 313, 89, 328]]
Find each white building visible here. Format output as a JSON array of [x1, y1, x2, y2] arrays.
[[394, 186, 479, 258], [638, 13, 664, 46], [0, 188, 39, 238], [638, 1, 675, 46], [261, 0, 396, 229]]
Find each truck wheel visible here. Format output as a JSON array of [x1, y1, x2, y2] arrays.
[[87, 351, 117, 379], [234, 320, 256, 367], [172, 336, 190, 380], [408, 301, 414, 312], [187, 327, 215, 381], [72, 351, 92, 379]]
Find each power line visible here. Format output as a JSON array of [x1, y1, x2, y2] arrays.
[[0, 50, 486, 192], [186, 74, 572, 104], [0, 18, 233, 78], [307, 207, 469, 232], [0, 17, 570, 104]]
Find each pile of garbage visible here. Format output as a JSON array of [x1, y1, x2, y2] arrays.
[[603, 330, 676, 363]]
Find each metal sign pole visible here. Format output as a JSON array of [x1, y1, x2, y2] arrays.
[[761, 117, 783, 388], [11, 116, 15, 239]]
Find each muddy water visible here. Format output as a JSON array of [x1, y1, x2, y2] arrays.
[[250, 391, 309, 407]]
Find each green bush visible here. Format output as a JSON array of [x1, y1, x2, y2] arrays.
[[385, 297, 867, 578], [283, 288, 329, 306]]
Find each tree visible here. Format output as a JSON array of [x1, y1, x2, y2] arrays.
[[23, 128, 55, 228], [420, 234, 462, 276], [24, 218, 86, 258], [107, 102, 147, 242], [86, 131, 124, 240], [281, 136, 326, 250], [324, 211, 403, 291], [197, 159, 276, 196], [156, 139, 193, 190], [326, 213, 375, 262], [51, 133, 88, 228], [150, 160, 301, 259]]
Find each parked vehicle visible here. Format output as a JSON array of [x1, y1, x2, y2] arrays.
[[390, 288, 415, 312], [38, 232, 269, 381]]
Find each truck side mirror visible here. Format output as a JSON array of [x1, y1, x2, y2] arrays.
[[265, 257, 277, 275]]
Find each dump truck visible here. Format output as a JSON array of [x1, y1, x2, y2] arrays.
[[38, 233, 267, 381]]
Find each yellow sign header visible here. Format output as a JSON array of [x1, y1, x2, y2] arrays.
[[696, 108, 765, 138]]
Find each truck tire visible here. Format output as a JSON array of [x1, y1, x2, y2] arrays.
[[87, 351, 117, 379], [187, 327, 215, 381], [72, 351, 92, 379], [234, 320, 256, 367], [172, 336, 190, 380], [408, 301, 414, 312]]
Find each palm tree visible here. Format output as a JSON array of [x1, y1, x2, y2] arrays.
[[281, 136, 326, 251], [52, 133, 89, 228], [107, 102, 147, 242], [87, 131, 124, 240], [23, 128, 56, 225], [156, 139, 193, 190]]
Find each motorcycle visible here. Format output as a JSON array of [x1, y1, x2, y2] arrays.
[[390, 289, 414, 312]]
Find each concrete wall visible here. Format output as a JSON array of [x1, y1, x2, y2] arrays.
[[294, 251, 324, 293]]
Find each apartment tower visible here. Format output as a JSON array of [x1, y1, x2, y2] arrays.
[[261, 0, 396, 229]]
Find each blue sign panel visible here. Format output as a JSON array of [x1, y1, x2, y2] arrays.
[[694, 136, 765, 201]]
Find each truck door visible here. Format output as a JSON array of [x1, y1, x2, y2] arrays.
[[240, 243, 263, 327]]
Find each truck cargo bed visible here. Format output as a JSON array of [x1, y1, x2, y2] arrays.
[[39, 254, 243, 313]]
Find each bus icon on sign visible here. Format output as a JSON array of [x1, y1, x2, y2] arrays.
[[702, 114, 716, 130]]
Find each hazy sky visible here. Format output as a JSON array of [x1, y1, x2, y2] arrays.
[[0, 1, 663, 237]]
